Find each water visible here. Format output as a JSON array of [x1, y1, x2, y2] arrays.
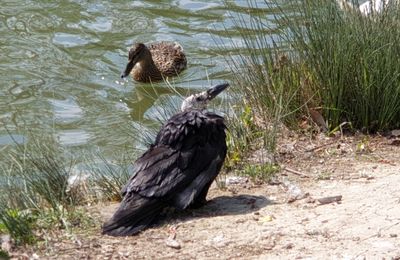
[[0, 0, 278, 161]]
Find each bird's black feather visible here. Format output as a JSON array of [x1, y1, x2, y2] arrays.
[[102, 109, 227, 236]]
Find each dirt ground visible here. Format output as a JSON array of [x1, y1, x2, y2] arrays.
[[6, 134, 400, 259]]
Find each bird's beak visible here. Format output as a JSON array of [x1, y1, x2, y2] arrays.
[[206, 83, 229, 100], [120, 58, 136, 79]]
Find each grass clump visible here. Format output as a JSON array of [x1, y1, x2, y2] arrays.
[[0, 138, 75, 245], [220, 0, 400, 180], [0, 249, 10, 260], [223, 0, 400, 137], [0, 121, 144, 246], [84, 153, 132, 202], [217, 1, 309, 178], [224, 105, 263, 170], [241, 164, 280, 182], [279, 0, 400, 132], [6, 137, 78, 213], [0, 206, 36, 245]]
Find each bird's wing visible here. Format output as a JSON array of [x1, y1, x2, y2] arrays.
[[120, 145, 178, 196], [122, 111, 226, 200], [122, 135, 222, 198]]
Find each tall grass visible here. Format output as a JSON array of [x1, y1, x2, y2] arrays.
[[0, 204, 35, 245], [217, 1, 308, 164], [0, 137, 81, 244], [0, 142, 129, 244], [7, 137, 77, 211], [221, 0, 400, 156], [278, 0, 400, 131], [84, 152, 132, 202]]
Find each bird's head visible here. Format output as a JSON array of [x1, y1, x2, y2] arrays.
[[121, 43, 148, 79], [181, 83, 229, 111]]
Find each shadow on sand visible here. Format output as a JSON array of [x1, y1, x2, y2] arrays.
[[100, 194, 273, 232], [193, 194, 272, 216], [156, 194, 273, 227]]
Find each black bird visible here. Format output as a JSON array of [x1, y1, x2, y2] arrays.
[[102, 83, 229, 236]]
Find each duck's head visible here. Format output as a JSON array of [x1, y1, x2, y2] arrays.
[[121, 43, 148, 79], [181, 83, 229, 111]]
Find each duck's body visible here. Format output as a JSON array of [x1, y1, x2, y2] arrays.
[[121, 41, 187, 83]]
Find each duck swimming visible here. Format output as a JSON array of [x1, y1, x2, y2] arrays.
[[120, 41, 187, 83]]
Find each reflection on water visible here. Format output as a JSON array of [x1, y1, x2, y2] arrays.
[[0, 0, 278, 159], [122, 84, 188, 122]]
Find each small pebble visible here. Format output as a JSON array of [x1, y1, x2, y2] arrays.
[[165, 238, 181, 249], [284, 243, 294, 249]]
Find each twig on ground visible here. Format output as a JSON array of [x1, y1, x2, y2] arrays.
[[305, 140, 337, 152], [210, 245, 224, 253], [317, 195, 342, 205], [57, 245, 91, 252], [283, 167, 309, 178]]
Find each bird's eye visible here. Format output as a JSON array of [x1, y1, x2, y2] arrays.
[[196, 97, 201, 101]]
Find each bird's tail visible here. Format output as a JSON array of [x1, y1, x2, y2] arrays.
[[102, 194, 166, 236]]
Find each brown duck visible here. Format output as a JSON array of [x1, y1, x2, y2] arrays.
[[120, 41, 187, 83]]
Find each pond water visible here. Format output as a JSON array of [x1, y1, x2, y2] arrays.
[[0, 0, 279, 161]]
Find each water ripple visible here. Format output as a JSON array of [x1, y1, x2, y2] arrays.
[[57, 129, 91, 146], [52, 32, 99, 47], [0, 0, 282, 161], [49, 97, 83, 124], [81, 17, 112, 32]]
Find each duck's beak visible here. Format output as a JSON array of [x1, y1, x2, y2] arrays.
[[206, 83, 230, 100], [120, 59, 135, 79]]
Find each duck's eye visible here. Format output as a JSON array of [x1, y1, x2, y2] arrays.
[[196, 97, 201, 101]]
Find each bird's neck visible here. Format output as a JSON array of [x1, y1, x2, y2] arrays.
[[133, 51, 163, 82]]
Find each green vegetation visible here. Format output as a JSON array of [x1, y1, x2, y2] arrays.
[[219, 0, 307, 176], [0, 206, 35, 245], [221, 0, 400, 175], [0, 249, 10, 260], [86, 153, 132, 202], [241, 163, 280, 182], [0, 138, 71, 245], [0, 135, 130, 246], [283, 0, 400, 132]]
